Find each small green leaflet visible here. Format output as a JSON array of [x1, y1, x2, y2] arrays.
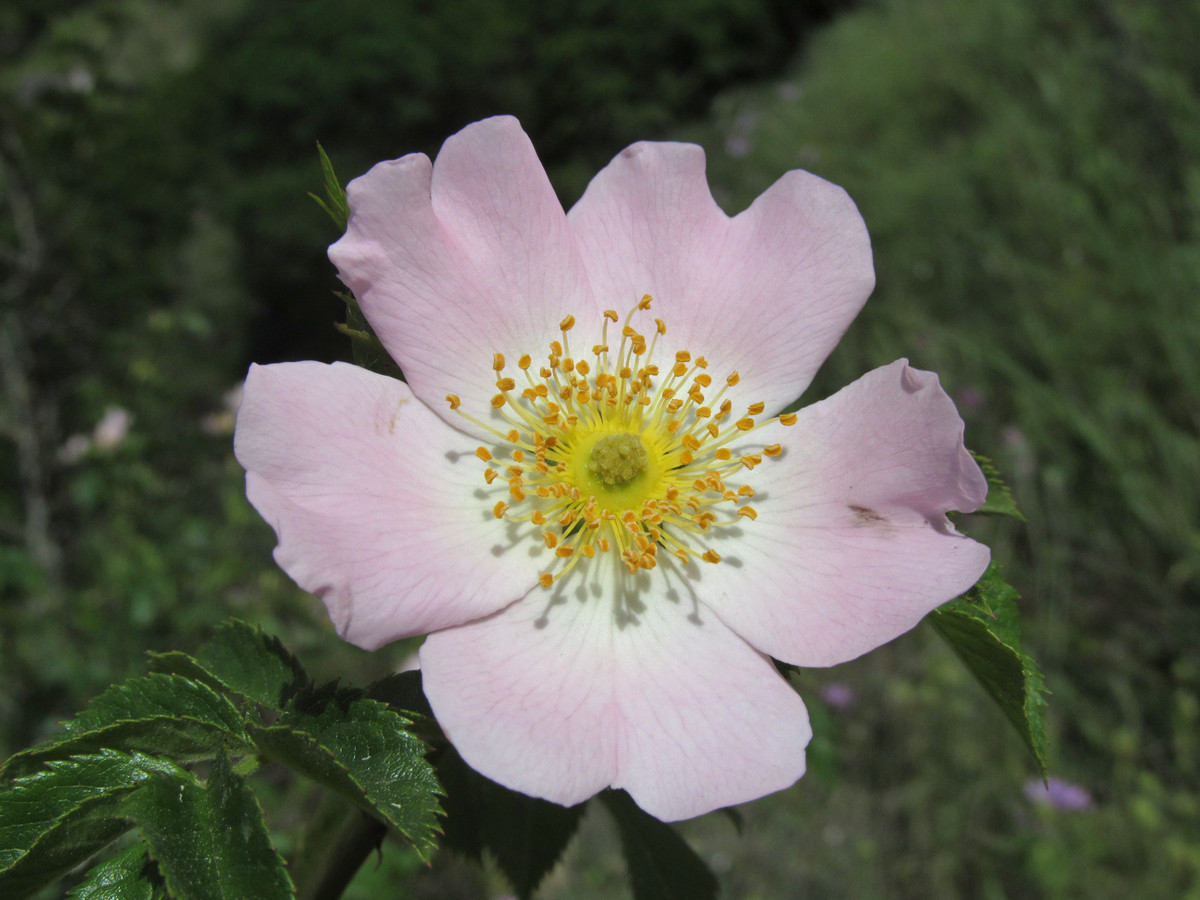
[[122, 749, 294, 900], [307, 143, 406, 382], [151, 619, 307, 710], [930, 564, 1049, 777], [309, 142, 349, 231], [250, 690, 442, 857], [0, 751, 179, 896], [1, 676, 251, 781], [68, 844, 163, 900], [972, 452, 1025, 520], [601, 791, 718, 900]]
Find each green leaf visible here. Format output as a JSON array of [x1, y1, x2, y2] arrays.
[[309, 142, 349, 231], [601, 791, 718, 900], [152, 620, 308, 711], [0, 751, 183, 897], [2, 676, 252, 780], [971, 452, 1026, 520], [250, 691, 441, 856], [930, 564, 1049, 777], [123, 749, 293, 900], [437, 748, 585, 900], [0, 751, 175, 870], [68, 844, 163, 900]]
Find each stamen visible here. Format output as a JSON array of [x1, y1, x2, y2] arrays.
[[448, 297, 792, 589]]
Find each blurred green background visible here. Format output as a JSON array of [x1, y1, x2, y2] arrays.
[[2, 0, 1197, 897]]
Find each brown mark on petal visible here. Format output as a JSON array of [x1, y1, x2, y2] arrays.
[[849, 505, 887, 526], [387, 396, 411, 434]]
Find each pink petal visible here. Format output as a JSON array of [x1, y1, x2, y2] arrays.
[[698, 360, 990, 667], [420, 558, 812, 821], [567, 140, 874, 412], [328, 117, 596, 437], [234, 361, 541, 649]]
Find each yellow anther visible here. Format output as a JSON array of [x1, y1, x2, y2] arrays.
[[454, 302, 789, 589], [780, 412, 798, 426]]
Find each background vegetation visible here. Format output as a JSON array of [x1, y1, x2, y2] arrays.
[[2, 0, 1197, 896]]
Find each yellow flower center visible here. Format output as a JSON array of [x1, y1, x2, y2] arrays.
[[445, 295, 797, 589]]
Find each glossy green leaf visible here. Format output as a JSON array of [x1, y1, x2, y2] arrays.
[[2, 676, 251, 780], [123, 750, 293, 900], [250, 691, 441, 855], [601, 791, 718, 900], [0, 751, 181, 897], [438, 748, 585, 900], [0, 751, 175, 872], [153, 620, 307, 710], [930, 564, 1049, 777], [971, 452, 1026, 520], [68, 844, 163, 900]]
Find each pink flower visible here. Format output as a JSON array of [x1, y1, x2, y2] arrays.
[[234, 117, 989, 821]]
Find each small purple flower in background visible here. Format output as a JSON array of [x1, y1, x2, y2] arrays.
[[235, 117, 990, 821], [820, 682, 855, 711], [1025, 777, 1093, 811]]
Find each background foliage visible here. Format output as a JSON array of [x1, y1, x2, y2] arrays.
[[2, 0, 1197, 896]]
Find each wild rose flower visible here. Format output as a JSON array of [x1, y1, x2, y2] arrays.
[[234, 117, 989, 821]]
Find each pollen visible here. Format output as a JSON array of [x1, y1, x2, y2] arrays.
[[448, 297, 792, 590]]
